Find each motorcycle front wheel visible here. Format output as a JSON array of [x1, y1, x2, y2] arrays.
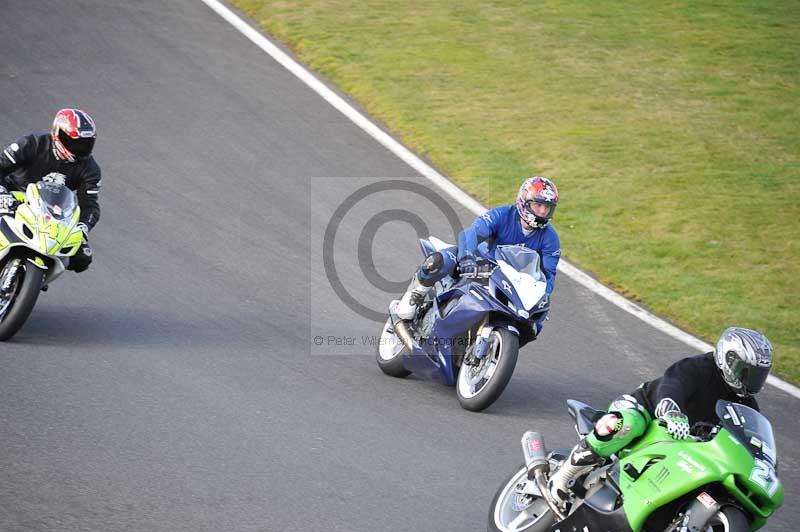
[[700, 506, 750, 532], [457, 327, 518, 411], [0, 258, 44, 341]]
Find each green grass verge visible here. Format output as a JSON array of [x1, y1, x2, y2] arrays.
[[233, 0, 800, 384]]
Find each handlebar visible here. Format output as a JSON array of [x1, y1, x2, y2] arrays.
[[461, 260, 495, 279], [462, 271, 493, 279], [657, 418, 711, 442]]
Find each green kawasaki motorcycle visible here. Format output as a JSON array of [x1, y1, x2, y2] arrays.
[[488, 399, 783, 531], [0, 181, 84, 340]]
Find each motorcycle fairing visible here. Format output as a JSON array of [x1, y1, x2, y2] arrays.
[[419, 236, 454, 258], [399, 282, 486, 385], [567, 399, 604, 435], [546, 484, 631, 532], [0, 217, 23, 252], [0, 183, 82, 285], [1, 183, 82, 259], [399, 279, 527, 386], [617, 411, 782, 531]]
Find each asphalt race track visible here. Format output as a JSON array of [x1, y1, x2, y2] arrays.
[[0, 2, 796, 531]]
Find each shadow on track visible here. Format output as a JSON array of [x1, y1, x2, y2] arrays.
[[374, 366, 619, 420], [10, 305, 253, 349]]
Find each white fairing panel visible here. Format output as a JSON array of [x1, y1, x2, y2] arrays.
[[428, 235, 454, 251], [498, 260, 547, 311]]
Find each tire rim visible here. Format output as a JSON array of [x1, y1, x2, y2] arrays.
[[457, 330, 501, 399], [378, 319, 406, 361], [493, 467, 551, 532]]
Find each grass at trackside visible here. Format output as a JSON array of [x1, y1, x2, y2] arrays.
[[234, 1, 800, 384]]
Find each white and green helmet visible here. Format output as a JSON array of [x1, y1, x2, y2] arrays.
[[714, 327, 773, 397]]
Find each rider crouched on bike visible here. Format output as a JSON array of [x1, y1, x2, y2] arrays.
[[549, 327, 774, 506], [392, 176, 561, 337], [0, 108, 101, 273]]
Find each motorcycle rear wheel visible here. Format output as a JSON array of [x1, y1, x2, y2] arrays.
[[376, 317, 411, 378], [488, 464, 554, 532], [0, 259, 44, 341]]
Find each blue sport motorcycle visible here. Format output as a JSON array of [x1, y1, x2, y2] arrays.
[[376, 237, 551, 411]]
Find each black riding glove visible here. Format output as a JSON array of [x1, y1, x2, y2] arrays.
[[67, 223, 93, 273]]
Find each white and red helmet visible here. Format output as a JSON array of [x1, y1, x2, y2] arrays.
[[51, 108, 96, 162], [515, 176, 559, 229]]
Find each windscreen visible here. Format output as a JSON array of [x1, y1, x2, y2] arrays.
[[495, 245, 545, 281], [36, 181, 77, 221], [716, 400, 777, 466]]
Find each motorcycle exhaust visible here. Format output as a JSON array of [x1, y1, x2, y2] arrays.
[[520, 431, 566, 521], [393, 319, 415, 352], [521, 431, 549, 478]]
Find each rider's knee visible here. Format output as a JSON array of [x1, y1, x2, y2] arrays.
[[586, 408, 649, 458], [418, 251, 452, 286], [422, 252, 443, 275]]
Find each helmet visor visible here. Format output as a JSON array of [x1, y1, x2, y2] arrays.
[[741, 364, 770, 395], [58, 129, 95, 158], [524, 200, 553, 219], [728, 352, 771, 395]]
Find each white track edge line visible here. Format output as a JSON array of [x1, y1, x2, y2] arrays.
[[201, 0, 799, 400]]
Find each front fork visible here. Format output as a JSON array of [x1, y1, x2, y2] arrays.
[[471, 324, 493, 361], [0, 258, 22, 295], [468, 321, 520, 362]]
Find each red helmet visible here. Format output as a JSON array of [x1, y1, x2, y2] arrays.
[[51, 108, 96, 162], [515, 176, 559, 229]]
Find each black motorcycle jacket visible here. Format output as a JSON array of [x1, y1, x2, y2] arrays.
[[0, 133, 101, 230], [632, 352, 759, 425]]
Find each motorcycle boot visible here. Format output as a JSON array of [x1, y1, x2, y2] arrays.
[[394, 274, 434, 320], [548, 439, 602, 506], [393, 253, 444, 321], [549, 406, 649, 506]]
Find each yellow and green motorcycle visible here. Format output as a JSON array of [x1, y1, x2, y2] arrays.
[[0, 181, 84, 340]]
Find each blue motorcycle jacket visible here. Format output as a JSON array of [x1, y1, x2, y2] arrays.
[[458, 205, 561, 294]]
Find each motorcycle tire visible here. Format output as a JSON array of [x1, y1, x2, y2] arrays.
[[703, 506, 750, 532], [457, 327, 518, 412], [487, 464, 555, 532], [376, 317, 411, 378], [0, 260, 44, 341]]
